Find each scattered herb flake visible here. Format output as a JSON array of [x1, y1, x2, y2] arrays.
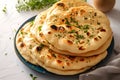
[[55, 34, 62, 38], [29, 45, 32, 49], [65, 18, 70, 26], [68, 30, 76, 33], [38, 26, 42, 31], [20, 31, 23, 35], [13, 28, 17, 33], [89, 35, 94, 38], [30, 74, 37, 80], [9, 37, 12, 40], [70, 17, 79, 25], [5, 53, 7, 56], [52, 54, 56, 58], [76, 34, 85, 40], [83, 25, 89, 30], [30, 21, 34, 25], [21, 71, 24, 72], [2, 6, 7, 13]]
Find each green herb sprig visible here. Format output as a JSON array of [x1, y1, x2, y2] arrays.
[[16, 0, 59, 12]]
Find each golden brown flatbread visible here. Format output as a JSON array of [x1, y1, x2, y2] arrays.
[[16, 22, 107, 75], [15, 0, 113, 75], [31, 0, 112, 56], [16, 22, 38, 65]]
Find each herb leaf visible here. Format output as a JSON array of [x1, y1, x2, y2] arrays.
[[2, 6, 7, 13], [76, 34, 85, 40], [38, 26, 42, 31], [65, 18, 70, 26], [16, 0, 60, 12], [68, 30, 76, 33], [30, 74, 37, 80]]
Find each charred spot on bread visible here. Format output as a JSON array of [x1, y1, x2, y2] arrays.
[[100, 28, 106, 32], [36, 44, 44, 52], [67, 40, 73, 44], [57, 60, 62, 64], [58, 26, 65, 32], [94, 12, 97, 16], [66, 25, 71, 28], [48, 31, 52, 34], [50, 25, 58, 30], [17, 37, 22, 42], [79, 46, 85, 50], [47, 55, 52, 59], [66, 62, 70, 66], [80, 9, 86, 15], [79, 58, 84, 61], [80, 40, 85, 44], [87, 32, 90, 36], [62, 19, 65, 22], [20, 42, 25, 48], [51, 53, 57, 58], [57, 3, 65, 7], [67, 56, 76, 61], [98, 36, 102, 39], [94, 37, 99, 41], [39, 32, 44, 37]]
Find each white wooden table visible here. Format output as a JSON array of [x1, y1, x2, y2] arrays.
[[0, 0, 120, 80]]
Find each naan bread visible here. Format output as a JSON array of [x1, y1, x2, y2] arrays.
[[31, 0, 92, 46], [33, 58, 91, 75], [30, 9, 49, 46], [41, 1, 112, 55], [16, 22, 38, 65], [16, 22, 107, 75], [15, 0, 113, 75], [49, 35, 112, 56], [32, 46, 107, 71], [31, 10, 112, 56]]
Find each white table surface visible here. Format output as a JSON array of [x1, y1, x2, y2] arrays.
[[0, 0, 120, 80]]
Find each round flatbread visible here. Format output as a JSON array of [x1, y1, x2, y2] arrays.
[[31, 10, 112, 56], [31, 0, 92, 46], [16, 22, 38, 65], [49, 35, 112, 56], [16, 22, 107, 75], [41, 3, 112, 55]]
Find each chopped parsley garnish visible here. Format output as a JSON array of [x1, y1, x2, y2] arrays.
[[76, 34, 85, 40], [20, 31, 23, 35], [68, 30, 76, 33], [2, 6, 7, 13], [77, 25, 82, 29], [30, 74, 37, 80], [70, 17, 79, 25], [89, 35, 94, 38], [55, 34, 62, 38], [65, 18, 70, 26], [83, 25, 89, 30], [38, 26, 42, 31], [16, 0, 60, 12], [29, 45, 32, 49], [30, 21, 34, 25]]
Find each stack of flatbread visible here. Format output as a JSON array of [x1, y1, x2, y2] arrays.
[[16, 0, 113, 75]]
